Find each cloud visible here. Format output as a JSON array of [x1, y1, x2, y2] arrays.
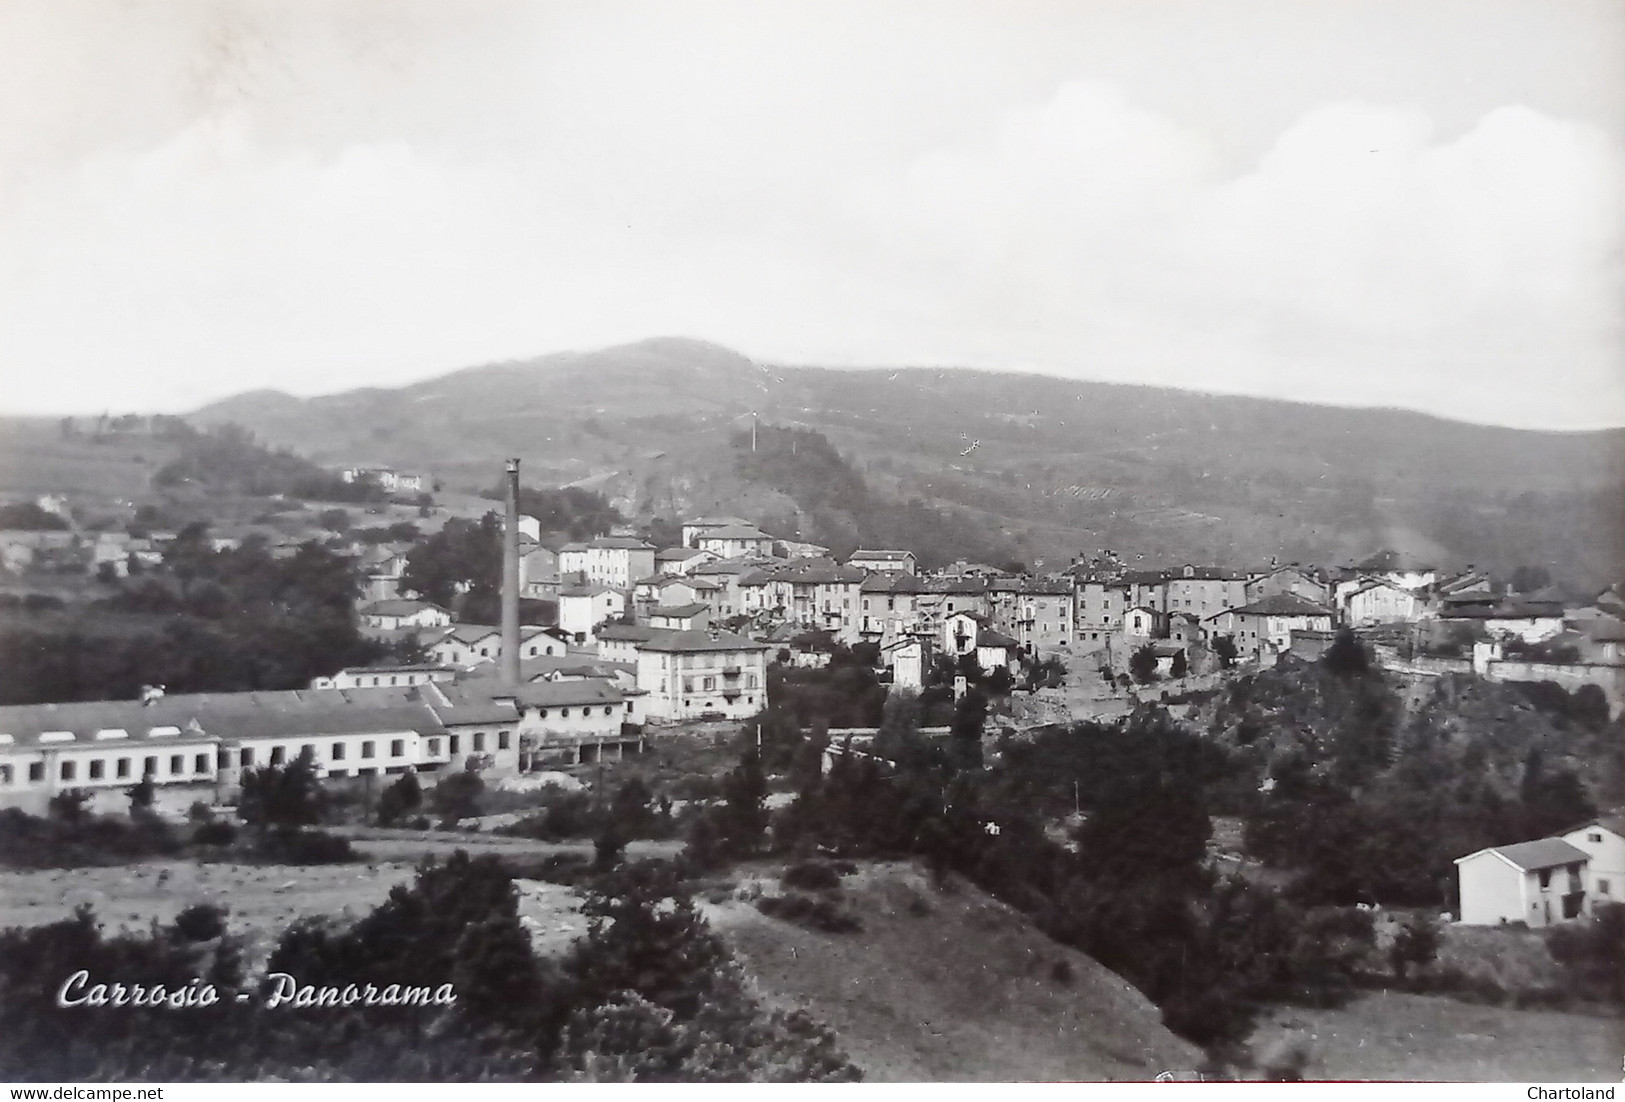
[[0, 3, 1620, 428]]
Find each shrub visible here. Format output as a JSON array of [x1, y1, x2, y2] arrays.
[[255, 828, 356, 864], [755, 892, 862, 934], [171, 903, 228, 943], [192, 819, 237, 847], [782, 860, 842, 892]]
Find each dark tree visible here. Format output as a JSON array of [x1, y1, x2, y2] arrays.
[[1322, 628, 1370, 677], [1129, 644, 1158, 685], [239, 748, 325, 832], [1212, 635, 1238, 668], [376, 770, 423, 827]]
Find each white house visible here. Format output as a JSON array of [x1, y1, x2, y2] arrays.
[[694, 523, 775, 561], [1123, 605, 1160, 641], [558, 586, 626, 643], [648, 602, 710, 631], [681, 516, 754, 549], [358, 599, 452, 633], [558, 537, 656, 589], [882, 637, 926, 692], [1454, 838, 1592, 927], [635, 629, 770, 721], [1562, 818, 1625, 908], [849, 549, 916, 575], [1342, 580, 1425, 627], [653, 546, 717, 576]]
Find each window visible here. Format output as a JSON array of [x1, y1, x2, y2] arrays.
[[372, 677, 380, 687], [1538, 869, 1551, 889], [61, 761, 76, 781], [1600, 879, 1612, 896], [0, 765, 10, 785], [473, 732, 486, 752], [301, 744, 315, 761], [390, 739, 404, 757], [144, 756, 158, 777], [480, 647, 489, 657], [449, 735, 461, 754], [603, 705, 612, 716], [683, 678, 694, 693], [538, 709, 549, 719], [703, 676, 715, 691], [89, 759, 106, 780], [29, 762, 44, 782], [194, 754, 208, 773], [116, 759, 130, 779], [561, 708, 571, 718], [240, 748, 254, 767], [361, 741, 375, 759], [498, 731, 510, 750], [270, 746, 286, 766], [332, 742, 347, 761], [390, 676, 398, 686], [218, 749, 230, 769], [170, 754, 184, 775], [1589, 832, 1603, 843]]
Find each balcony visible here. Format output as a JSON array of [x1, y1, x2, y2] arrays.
[[722, 666, 742, 678]]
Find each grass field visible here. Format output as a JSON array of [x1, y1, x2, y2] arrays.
[[1248, 991, 1623, 1081], [0, 831, 676, 967]]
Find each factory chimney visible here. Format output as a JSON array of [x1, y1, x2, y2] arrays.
[[501, 457, 522, 686]]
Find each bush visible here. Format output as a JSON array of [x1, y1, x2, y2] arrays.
[[192, 819, 236, 847], [171, 903, 228, 942], [782, 860, 842, 892], [254, 828, 356, 864], [755, 892, 862, 934]]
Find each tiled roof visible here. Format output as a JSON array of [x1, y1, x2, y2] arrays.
[[650, 602, 708, 618], [359, 599, 445, 617], [850, 549, 914, 561], [697, 524, 771, 540], [637, 629, 769, 654], [1478, 838, 1590, 871], [1227, 595, 1333, 617]]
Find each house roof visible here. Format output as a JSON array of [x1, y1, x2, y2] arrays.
[[1438, 601, 1565, 621], [637, 629, 769, 654], [1562, 815, 1625, 839], [1226, 595, 1333, 617], [650, 602, 708, 618], [696, 524, 771, 540], [1461, 838, 1590, 871], [685, 515, 752, 527], [596, 624, 658, 642], [359, 598, 445, 618], [655, 546, 707, 561], [978, 629, 1019, 649], [850, 549, 914, 561], [560, 585, 618, 598]]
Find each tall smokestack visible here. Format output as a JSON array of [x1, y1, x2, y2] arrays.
[[501, 457, 521, 686]]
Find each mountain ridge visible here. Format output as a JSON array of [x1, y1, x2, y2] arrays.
[[185, 337, 1625, 586]]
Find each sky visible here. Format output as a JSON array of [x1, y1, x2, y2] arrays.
[[1, 0, 1622, 429]]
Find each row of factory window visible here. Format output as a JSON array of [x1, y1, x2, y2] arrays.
[[3, 708, 632, 788], [0, 752, 215, 786]]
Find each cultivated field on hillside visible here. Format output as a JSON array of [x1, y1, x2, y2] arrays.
[[702, 860, 1201, 1082]]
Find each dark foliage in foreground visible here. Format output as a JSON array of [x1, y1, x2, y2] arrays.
[[0, 852, 860, 1082]]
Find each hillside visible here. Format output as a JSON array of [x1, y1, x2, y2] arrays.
[[189, 337, 1625, 583], [703, 861, 1201, 1081]]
